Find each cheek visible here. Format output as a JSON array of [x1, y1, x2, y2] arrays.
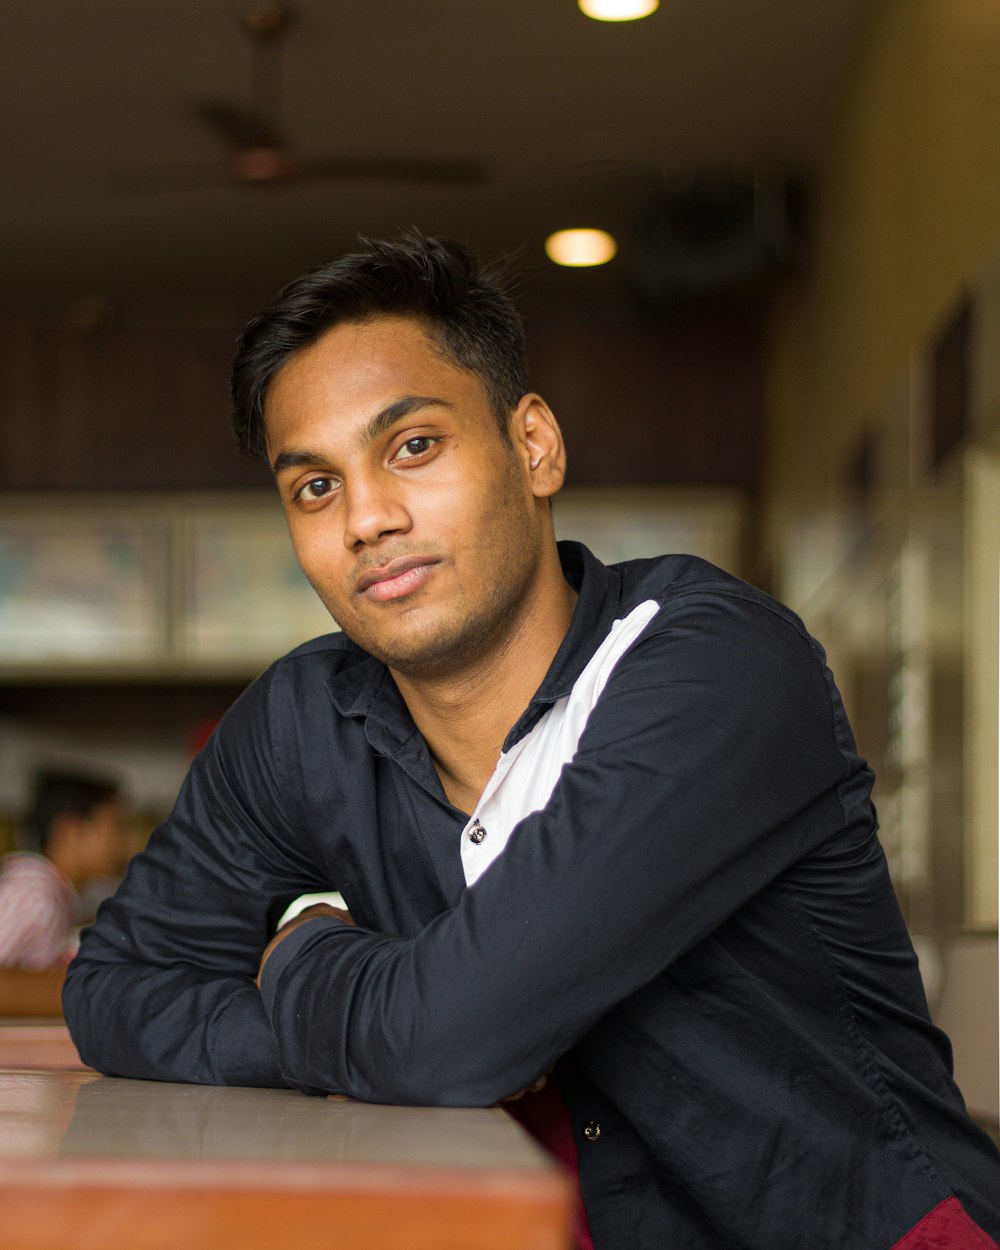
[[432, 464, 517, 531], [288, 519, 343, 577]]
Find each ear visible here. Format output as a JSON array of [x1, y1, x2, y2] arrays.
[[511, 394, 566, 500]]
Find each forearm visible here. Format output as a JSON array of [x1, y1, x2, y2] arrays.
[[259, 915, 544, 1105], [259, 794, 763, 1106], [61, 668, 331, 1088], [0, 965, 66, 1016], [65, 941, 287, 1087]]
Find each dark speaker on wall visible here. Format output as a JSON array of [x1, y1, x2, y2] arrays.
[[630, 170, 805, 309]]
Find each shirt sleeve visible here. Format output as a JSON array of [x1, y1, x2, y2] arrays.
[[62, 673, 326, 1088], [0, 857, 73, 969], [258, 590, 868, 1104]]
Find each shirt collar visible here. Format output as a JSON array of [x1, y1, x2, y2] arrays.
[[326, 541, 622, 755], [531, 541, 622, 701], [326, 649, 416, 758], [501, 541, 622, 748]]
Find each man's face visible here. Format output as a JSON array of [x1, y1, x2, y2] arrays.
[[265, 316, 557, 678]]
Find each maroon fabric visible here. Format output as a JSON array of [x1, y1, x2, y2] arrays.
[[891, 1198, 1000, 1250], [504, 1077, 594, 1250]]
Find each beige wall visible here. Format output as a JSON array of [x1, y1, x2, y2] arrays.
[[764, 0, 1000, 530], [762, 0, 1000, 928]]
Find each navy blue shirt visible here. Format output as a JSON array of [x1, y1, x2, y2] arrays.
[[65, 543, 1000, 1248]]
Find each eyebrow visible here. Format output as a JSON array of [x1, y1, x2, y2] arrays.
[[270, 395, 453, 477], [355, 395, 453, 449], [271, 448, 328, 476]]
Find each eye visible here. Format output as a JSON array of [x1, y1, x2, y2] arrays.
[[294, 476, 338, 502], [392, 436, 438, 463]]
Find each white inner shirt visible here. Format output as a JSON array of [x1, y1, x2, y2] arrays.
[[460, 599, 660, 887]]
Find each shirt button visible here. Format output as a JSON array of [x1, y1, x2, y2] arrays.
[[469, 821, 487, 845], [582, 1121, 601, 1142]]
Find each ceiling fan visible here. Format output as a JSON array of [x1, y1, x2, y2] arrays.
[[109, 0, 484, 192]]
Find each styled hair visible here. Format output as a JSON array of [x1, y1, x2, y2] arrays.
[[231, 230, 527, 458], [27, 770, 120, 853]]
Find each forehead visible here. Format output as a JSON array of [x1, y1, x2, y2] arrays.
[[264, 315, 482, 437]]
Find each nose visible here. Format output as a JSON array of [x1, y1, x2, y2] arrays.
[[342, 474, 412, 549]]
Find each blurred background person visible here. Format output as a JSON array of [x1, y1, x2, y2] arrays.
[[0, 769, 132, 1016]]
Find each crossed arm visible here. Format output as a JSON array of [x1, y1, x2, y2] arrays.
[[65, 595, 857, 1103], [257, 901, 355, 984], [261, 601, 855, 1104]]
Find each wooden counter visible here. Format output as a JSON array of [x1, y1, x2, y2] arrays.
[[0, 1018, 88, 1070], [0, 1071, 571, 1250]]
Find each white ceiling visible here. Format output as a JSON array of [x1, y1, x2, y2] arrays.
[[2, 0, 869, 298]]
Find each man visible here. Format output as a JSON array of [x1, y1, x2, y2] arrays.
[[64, 233, 1000, 1249], [0, 769, 128, 1015]]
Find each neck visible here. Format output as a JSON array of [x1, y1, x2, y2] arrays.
[[392, 566, 577, 815]]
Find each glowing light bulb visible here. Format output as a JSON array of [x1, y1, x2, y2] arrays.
[[578, 0, 659, 21], [544, 229, 618, 267]]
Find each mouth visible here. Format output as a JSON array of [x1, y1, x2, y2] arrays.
[[356, 555, 441, 603]]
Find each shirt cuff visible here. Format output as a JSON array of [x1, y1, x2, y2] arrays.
[[258, 915, 345, 1021]]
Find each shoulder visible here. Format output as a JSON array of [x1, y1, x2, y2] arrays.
[[592, 554, 844, 749], [267, 629, 372, 676], [584, 557, 858, 788], [0, 852, 62, 889], [219, 631, 375, 727], [196, 630, 384, 790], [613, 553, 820, 657], [0, 853, 72, 918]]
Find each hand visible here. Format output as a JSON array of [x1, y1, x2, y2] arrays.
[[500, 1071, 550, 1102], [257, 902, 353, 988]]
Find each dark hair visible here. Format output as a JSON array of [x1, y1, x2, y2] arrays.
[[27, 771, 120, 853], [231, 230, 527, 458]]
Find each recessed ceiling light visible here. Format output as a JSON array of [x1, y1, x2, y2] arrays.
[[578, 0, 659, 21], [545, 229, 618, 268]]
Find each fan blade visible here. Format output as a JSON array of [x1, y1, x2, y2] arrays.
[[194, 101, 282, 151], [298, 154, 486, 184], [98, 163, 234, 195]]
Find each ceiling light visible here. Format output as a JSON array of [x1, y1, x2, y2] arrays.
[[545, 229, 618, 268], [578, 0, 659, 21]]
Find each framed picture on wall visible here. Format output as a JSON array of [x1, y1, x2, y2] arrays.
[[176, 508, 336, 662], [0, 510, 167, 663]]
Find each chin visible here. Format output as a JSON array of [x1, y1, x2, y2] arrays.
[[332, 556, 536, 676], [356, 612, 500, 678], [369, 634, 472, 678]]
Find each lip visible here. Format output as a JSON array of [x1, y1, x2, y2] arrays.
[[356, 555, 441, 601]]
